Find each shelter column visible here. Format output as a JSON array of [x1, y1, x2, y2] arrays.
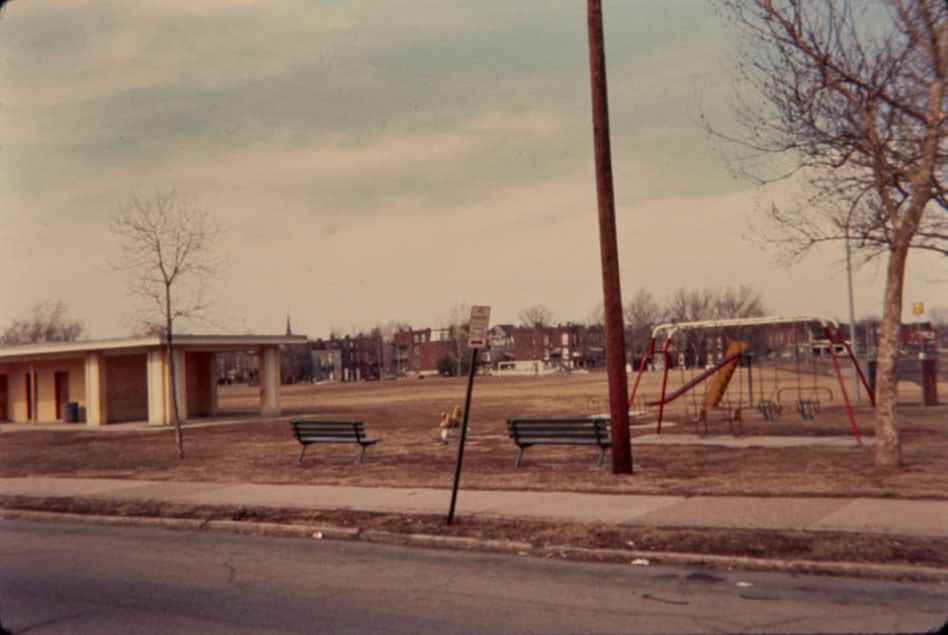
[[84, 353, 108, 426], [146, 350, 169, 425], [258, 345, 281, 417]]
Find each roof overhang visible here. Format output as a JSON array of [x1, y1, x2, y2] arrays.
[[0, 334, 309, 363]]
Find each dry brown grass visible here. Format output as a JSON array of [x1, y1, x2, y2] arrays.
[[1, 372, 945, 499]]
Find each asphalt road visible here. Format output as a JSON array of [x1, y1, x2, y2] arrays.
[[0, 519, 945, 634]]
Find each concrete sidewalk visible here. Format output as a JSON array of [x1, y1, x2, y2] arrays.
[[1, 477, 945, 538]]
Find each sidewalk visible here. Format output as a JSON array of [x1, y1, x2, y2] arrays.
[[1, 477, 945, 538]]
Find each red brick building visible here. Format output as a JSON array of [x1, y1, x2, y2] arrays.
[[392, 328, 457, 376]]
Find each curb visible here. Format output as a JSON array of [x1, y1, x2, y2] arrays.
[[533, 545, 948, 583], [3, 508, 945, 583]]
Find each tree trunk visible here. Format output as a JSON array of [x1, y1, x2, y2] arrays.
[[166, 284, 185, 459], [873, 245, 908, 468]]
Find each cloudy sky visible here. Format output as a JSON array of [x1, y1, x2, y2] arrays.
[[1, 1, 944, 340]]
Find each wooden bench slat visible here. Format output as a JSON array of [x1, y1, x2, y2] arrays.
[[290, 419, 381, 464], [506, 417, 610, 468]]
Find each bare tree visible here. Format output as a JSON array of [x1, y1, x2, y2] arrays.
[[0, 300, 85, 345], [660, 286, 767, 366], [624, 288, 662, 362], [711, 285, 766, 320], [664, 288, 715, 323], [440, 302, 471, 376], [518, 304, 555, 328], [587, 302, 605, 328], [710, 0, 946, 467], [518, 304, 555, 362], [109, 190, 221, 458]]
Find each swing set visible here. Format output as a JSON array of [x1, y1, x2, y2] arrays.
[[628, 316, 874, 442]]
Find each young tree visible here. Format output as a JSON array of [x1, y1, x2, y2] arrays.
[[109, 190, 221, 458], [0, 300, 85, 345], [440, 302, 471, 376], [711, 0, 946, 466]]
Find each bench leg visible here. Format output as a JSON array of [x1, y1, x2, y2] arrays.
[[514, 446, 525, 468], [356, 444, 367, 464], [597, 447, 606, 468], [298, 445, 309, 464]]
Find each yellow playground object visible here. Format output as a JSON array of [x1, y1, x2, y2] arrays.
[[700, 340, 747, 420]]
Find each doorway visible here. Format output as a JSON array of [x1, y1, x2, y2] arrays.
[[55, 371, 69, 420], [0, 375, 7, 421], [24, 372, 33, 421]]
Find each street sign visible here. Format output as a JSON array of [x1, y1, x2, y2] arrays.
[[448, 304, 490, 525], [467, 305, 491, 348]]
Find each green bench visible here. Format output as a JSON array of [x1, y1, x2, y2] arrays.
[[290, 419, 381, 464], [506, 417, 611, 468]]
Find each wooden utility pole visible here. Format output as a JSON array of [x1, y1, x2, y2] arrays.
[[587, 0, 632, 473]]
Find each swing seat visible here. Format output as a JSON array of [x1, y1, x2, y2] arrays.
[[796, 399, 820, 420], [758, 399, 782, 421]]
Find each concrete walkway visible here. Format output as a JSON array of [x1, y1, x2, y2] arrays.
[[1, 477, 945, 538]]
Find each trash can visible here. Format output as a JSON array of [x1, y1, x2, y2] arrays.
[[920, 357, 938, 406], [64, 402, 80, 423]]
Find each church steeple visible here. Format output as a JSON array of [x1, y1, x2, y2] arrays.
[[285, 314, 293, 336]]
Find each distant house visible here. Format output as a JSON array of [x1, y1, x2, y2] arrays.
[[507, 323, 584, 369], [485, 325, 515, 365], [310, 334, 384, 382], [0, 334, 306, 426], [392, 327, 456, 376], [387, 323, 604, 376]]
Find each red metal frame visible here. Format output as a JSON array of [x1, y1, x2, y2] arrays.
[[646, 350, 744, 407], [628, 316, 874, 441]]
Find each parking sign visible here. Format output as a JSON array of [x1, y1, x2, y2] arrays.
[[467, 305, 491, 348]]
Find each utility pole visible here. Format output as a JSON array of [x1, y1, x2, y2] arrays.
[[845, 231, 860, 404], [587, 0, 632, 473]]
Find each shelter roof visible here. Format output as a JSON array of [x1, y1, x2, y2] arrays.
[[0, 334, 308, 362]]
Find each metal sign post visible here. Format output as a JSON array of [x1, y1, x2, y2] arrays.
[[447, 305, 490, 525]]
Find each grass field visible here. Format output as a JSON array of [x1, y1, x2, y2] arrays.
[[2, 371, 945, 567], [1, 371, 945, 499]]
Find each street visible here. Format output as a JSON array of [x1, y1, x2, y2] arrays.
[[0, 519, 944, 634]]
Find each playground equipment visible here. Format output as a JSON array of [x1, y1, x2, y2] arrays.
[[646, 340, 747, 434], [628, 316, 874, 442]]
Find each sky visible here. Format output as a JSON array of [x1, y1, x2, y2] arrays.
[[1, 0, 944, 340]]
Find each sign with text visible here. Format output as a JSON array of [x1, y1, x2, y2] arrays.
[[467, 305, 491, 348]]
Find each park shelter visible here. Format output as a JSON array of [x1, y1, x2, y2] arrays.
[[0, 334, 307, 426]]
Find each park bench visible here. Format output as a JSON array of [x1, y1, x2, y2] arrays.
[[505, 417, 611, 468], [290, 419, 381, 464]]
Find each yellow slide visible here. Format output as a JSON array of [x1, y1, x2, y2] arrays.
[[701, 340, 746, 418]]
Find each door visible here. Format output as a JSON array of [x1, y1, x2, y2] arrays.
[[0, 375, 7, 421], [55, 372, 69, 420], [25, 373, 34, 421]]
